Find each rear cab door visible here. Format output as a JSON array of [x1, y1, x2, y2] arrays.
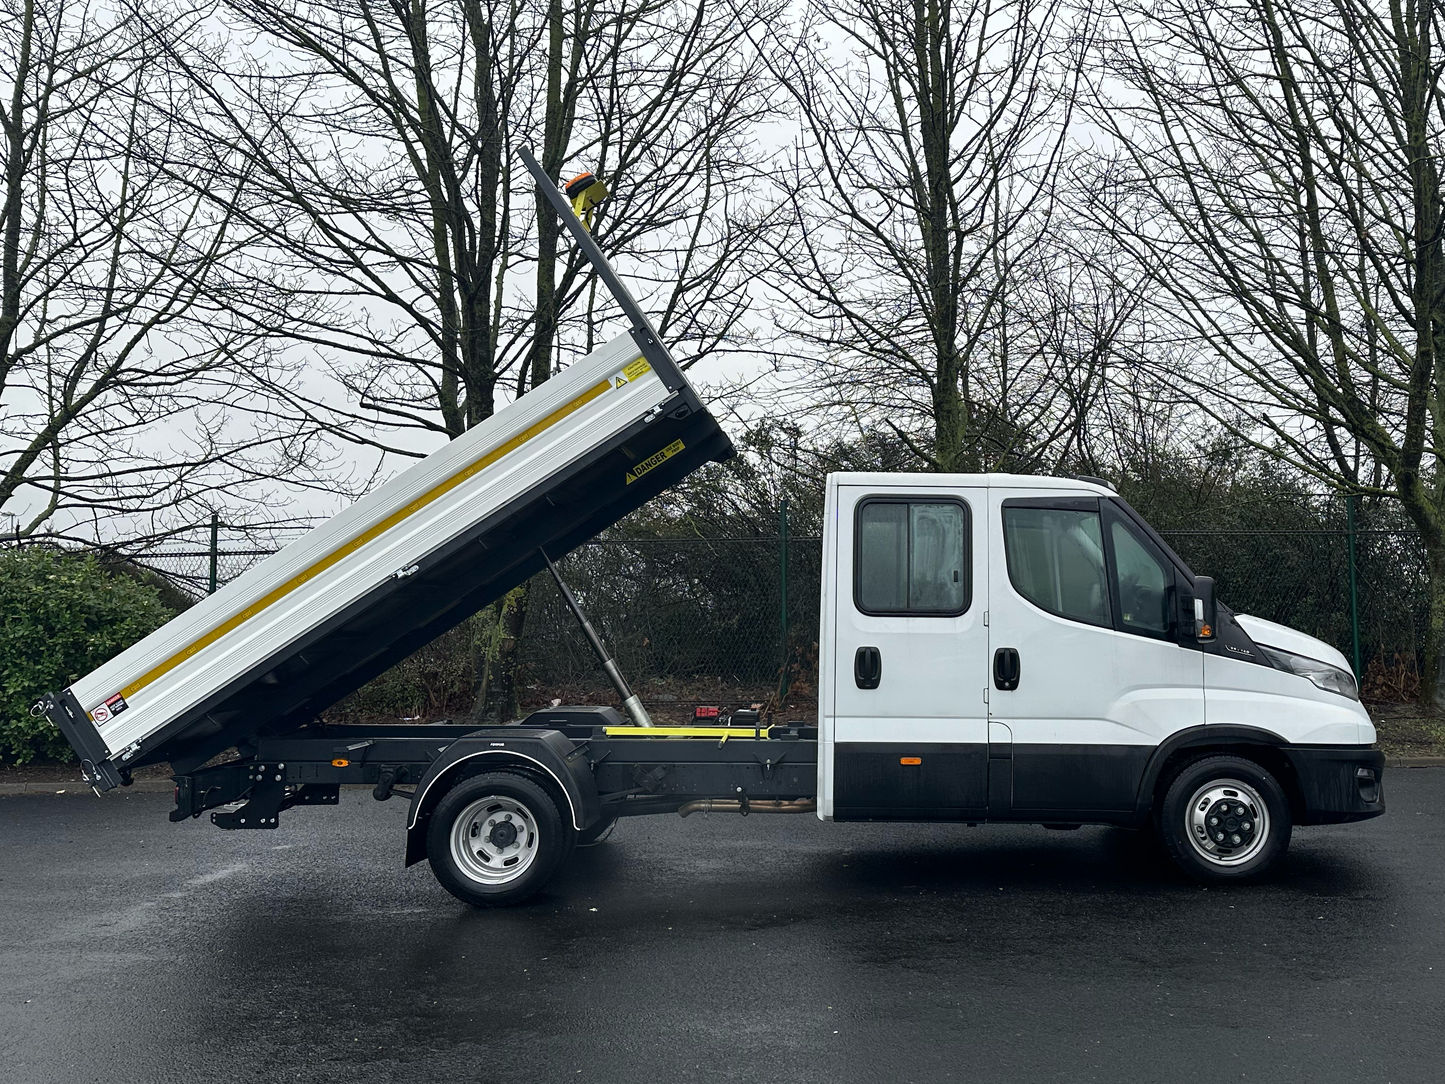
[[822, 477, 990, 820]]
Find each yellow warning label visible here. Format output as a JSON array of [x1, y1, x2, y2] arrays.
[[622, 358, 651, 382], [625, 439, 685, 484]]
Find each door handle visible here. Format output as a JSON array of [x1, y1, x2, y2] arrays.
[[854, 646, 882, 689], [993, 647, 1020, 691]]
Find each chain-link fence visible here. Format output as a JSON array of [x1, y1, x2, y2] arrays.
[[522, 538, 812, 690], [128, 547, 278, 595], [130, 505, 1427, 715]]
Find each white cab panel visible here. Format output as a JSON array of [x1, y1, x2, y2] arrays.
[[1204, 653, 1371, 744]]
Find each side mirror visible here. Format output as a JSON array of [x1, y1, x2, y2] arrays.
[[1193, 576, 1217, 641]]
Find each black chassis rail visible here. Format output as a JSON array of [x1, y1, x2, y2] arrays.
[[400, 724, 819, 865], [170, 723, 488, 826], [169, 722, 821, 845], [584, 732, 818, 816]]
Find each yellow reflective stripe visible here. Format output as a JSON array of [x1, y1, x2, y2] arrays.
[[117, 376, 617, 705]]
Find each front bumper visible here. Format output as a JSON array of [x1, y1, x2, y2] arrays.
[[1284, 745, 1385, 825]]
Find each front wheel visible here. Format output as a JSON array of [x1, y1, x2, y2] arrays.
[[1158, 755, 1292, 884], [427, 771, 573, 907]]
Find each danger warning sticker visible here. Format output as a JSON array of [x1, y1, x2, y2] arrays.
[[90, 693, 129, 725], [625, 439, 685, 485]]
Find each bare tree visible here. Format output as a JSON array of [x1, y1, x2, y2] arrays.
[[0, 0, 325, 551], [164, 0, 778, 716], [169, 0, 776, 440], [483, 0, 782, 715], [154, 0, 537, 448], [1086, 0, 1445, 700], [758, 0, 1093, 472]]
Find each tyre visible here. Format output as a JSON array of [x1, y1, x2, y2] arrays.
[[1157, 755, 1292, 884], [427, 771, 574, 907], [576, 816, 617, 847]]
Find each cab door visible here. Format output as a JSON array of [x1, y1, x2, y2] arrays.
[[986, 490, 1204, 815], [828, 484, 989, 819]]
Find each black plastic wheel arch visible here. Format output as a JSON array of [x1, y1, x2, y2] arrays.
[[404, 728, 601, 867]]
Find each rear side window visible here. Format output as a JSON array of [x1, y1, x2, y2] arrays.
[[1003, 506, 1111, 627], [855, 499, 970, 615]]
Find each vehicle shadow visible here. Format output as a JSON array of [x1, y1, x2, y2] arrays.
[[813, 826, 1385, 895]]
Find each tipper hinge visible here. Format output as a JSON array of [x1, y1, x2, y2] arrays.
[[211, 765, 288, 829], [172, 761, 339, 828], [210, 774, 340, 829]]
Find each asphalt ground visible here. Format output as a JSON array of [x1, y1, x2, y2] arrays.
[[1, 770, 1440, 1084]]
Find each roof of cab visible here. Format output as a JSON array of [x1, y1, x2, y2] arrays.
[[826, 472, 1115, 496]]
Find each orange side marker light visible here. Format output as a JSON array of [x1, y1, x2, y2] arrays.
[[900, 756, 922, 765]]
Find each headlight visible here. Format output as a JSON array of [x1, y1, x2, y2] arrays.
[[1257, 644, 1359, 700]]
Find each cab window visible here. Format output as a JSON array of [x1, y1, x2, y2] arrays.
[[1110, 517, 1171, 636], [1002, 506, 1112, 627], [855, 499, 970, 615]]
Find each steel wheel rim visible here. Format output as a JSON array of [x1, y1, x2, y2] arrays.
[[449, 795, 541, 885], [1185, 778, 1269, 867]]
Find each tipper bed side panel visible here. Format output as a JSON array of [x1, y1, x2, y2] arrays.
[[156, 403, 729, 774], [46, 335, 733, 785]]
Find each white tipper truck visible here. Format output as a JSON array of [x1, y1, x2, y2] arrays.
[[44, 151, 1384, 906]]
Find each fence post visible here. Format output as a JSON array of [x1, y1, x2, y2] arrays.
[[778, 498, 789, 704], [208, 512, 219, 595], [1346, 494, 1361, 680]]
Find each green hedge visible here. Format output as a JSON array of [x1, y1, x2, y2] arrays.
[[0, 548, 176, 764]]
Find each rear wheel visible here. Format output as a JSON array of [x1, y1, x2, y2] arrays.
[[1158, 755, 1292, 884], [427, 771, 573, 907]]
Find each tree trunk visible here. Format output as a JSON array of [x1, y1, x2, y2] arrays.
[[532, 0, 565, 392], [462, 4, 501, 428], [406, 9, 467, 439], [478, 585, 530, 721], [932, 383, 966, 472], [1425, 545, 1445, 710], [479, 0, 568, 720]]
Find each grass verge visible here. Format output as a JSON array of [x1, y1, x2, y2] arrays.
[[1368, 701, 1445, 758]]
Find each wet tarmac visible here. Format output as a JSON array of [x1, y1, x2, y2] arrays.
[[1, 769, 1440, 1083]]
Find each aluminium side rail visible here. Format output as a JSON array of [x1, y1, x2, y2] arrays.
[[43, 172, 734, 790]]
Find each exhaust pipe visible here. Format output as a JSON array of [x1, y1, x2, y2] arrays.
[[678, 798, 816, 818]]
